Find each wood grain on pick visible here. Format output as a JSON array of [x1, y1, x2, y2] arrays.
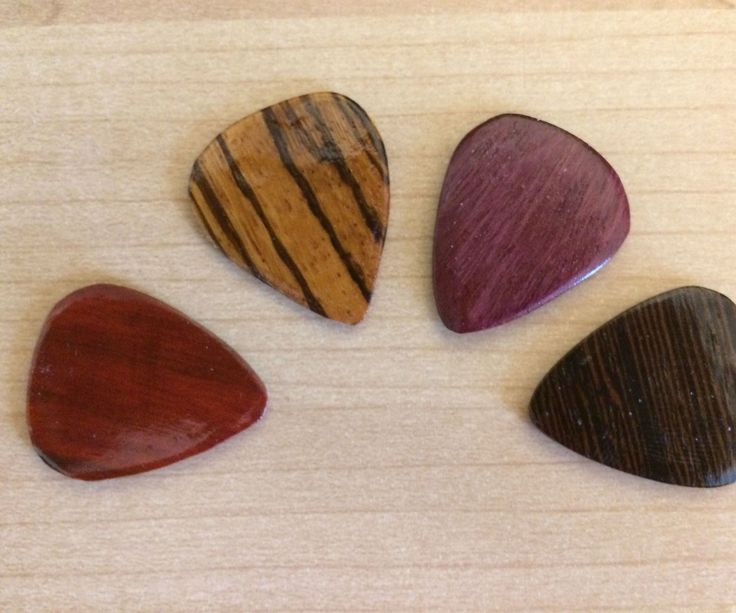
[[433, 113, 629, 333], [530, 286, 736, 487], [189, 92, 389, 324]]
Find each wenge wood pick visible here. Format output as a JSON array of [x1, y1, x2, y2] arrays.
[[189, 92, 389, 325], [433, 113, 630, 333], [27, 284, 267, 480], [530, 287, 736, 487]]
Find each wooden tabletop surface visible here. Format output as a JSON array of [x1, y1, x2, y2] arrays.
[[1, 2, 735, 610]]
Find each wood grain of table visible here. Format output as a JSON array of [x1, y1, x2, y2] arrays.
[[1, 2, 735, 610]]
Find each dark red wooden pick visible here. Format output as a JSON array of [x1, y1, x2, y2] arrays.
[[530, 287, 736, 488], [433, 113, 630, 333], [27, 284, 267, 480]]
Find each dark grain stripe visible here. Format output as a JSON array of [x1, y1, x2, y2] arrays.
[[190, 162, 261, 280], [299, 95, 384, 241], [191, 194, 240, 264], [330, 93, 386, 178], [279, 100, 381, 258], [332, 93, 388, 180], [215, 135, 327, 317], [261, 106, 372, 302]]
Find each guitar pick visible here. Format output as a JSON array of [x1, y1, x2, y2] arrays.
[[189, 92, 389, 325], [433, 113, 630, 333], [27, 284, 267, 480], [530, 286, 736, 487]]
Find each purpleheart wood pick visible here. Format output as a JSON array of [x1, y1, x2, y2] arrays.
[[433, 113, 630, 333], [27, 284, 267, 480]]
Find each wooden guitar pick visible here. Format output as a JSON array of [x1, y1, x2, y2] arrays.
[[27, 284, 267, 480], [433, 114, 629, 333], [189, 92, 389, 325], [530, 286, 736, 487]]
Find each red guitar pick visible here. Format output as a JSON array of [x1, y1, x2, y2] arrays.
[[27, 284, 267, 480]]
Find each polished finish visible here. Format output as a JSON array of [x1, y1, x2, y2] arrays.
[[531, 286, 736, 487], [433, 113, 630, 333], [189, 91, 389, 325], [27, 284, 267, 480]]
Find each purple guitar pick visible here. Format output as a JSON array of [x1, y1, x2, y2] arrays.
[[433, 114, 630, 333]]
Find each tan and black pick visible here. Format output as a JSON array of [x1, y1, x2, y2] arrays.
[[188, 92, 389, 325]]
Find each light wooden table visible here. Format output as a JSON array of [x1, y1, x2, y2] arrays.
[[2, 2, 735, 610]]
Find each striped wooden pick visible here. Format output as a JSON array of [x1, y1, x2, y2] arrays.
[[530, 286, 736, 488], [189, 92, 389, 325]]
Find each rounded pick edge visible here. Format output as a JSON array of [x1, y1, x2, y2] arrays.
[[26, 283, 269, 481], [188, 91, 388, 180], [432, 112, 631, 334], [528, 285, 736, 488], [446, 112, 632, 201]]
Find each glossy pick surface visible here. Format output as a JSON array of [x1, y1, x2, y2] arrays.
[[433, 113, 629, 333], [189, 92, 389, 325], [27, 284, 267, 480], [530, 287, 736, 487]]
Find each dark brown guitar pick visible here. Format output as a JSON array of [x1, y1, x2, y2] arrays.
[[27, 284, 267, 480], [530, 286, 736, 487], [189, 92, 389, 325]]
